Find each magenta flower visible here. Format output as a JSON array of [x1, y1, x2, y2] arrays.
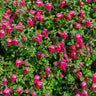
[[10, 74, 17, 82], [21, 36, 27, 42], [79, 62, 84, 67], [92, 83, 96, 91], [20, 0, 25, 7], [80, 10, 84, 18], [24, 89, 29, 93], [56, 13, 65, 21], [36, 80, 42, 89], [92, 74, 96, 83], [49, 45, 55, 53], [45, 66, 50, 75], [27, 18, 33, 27], [12, 1, 18, 7], [55, 44, 61, 53], [85, 19, 91, 28], [75, 93, 81, 96], [0, 30, 5, 38], [79, 1, 84, 6], [34, 75, 40, 84], [6, 25, 12, 34], [2, 78, 7, 86], [81, 81, 87, 89], [6, 8, 11, 16], [70, 52, 77, 60], [37, 15, 44, 23], [24, 67, 28, 74], [86, 0, 92, 3], [3, 88, 10, 96], [36, 52, 42, 60], [60, 0, 67, 9], [59, 41, 65, 49], [86, 43, 90, 55], [58, 59, 67, 71], [82, 90, 88, 96], [74, 22, 82, 30], [46, 3, 52, 11], [16, 59, 22, 67], [16, 87, 22, 94], [41, 29, 47, 38], [12, 38, 18, 46], [76, 71, 83, 79], [6, 38, 12, 46], [70, 44, 76, 53], [32, 90, 36, 96], [36, 0, 44, 7]]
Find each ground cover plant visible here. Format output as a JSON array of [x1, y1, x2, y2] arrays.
[[0, 0, 96, 96]]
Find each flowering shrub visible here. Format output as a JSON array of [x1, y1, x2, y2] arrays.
[[0, 0, 96, 96]]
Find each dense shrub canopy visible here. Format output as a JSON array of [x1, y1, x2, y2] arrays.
[[0, 0, 96, 96]]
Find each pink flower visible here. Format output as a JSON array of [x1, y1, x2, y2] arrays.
[[81, 81, 87, 89], [61, 32, 67, 39], [45, 66, 50, 75], [58, 59, 67, 71], [70, 52, 77, 60], [14, 22, 25, 31], [46, 3, 52, 11], [80, 10, 84, 18], [32, 90, 36, 96], [0, 30, 5, 38], [59, 41, 64, 49], [27, 18, 33, 27], [79, 62, 84, 67], [33, 33, 42, 45], [3, 13, 10, 21], [6, 25, 12, 34], [21, 36, 27, 42], [20, 0, 25, 7], [79, 1, 84, 6], [36, 52, 42, 60], [16, 87, 22, 94], [46, 54, 49, 57], [24, 67, 28, 74], [75, 33, 81, 42], [36, 0, 44, 7], [36, 80, 42, 89], [74, 22, 82, 29], [6, 8, 11, 16], [18, 43, 22, 48], [79, 49, 82, 54], [92, 74, 96, 83], [16, 59, 22, 67], [55, 44, 61, 53], [86, 43, 90, 55], [92, 83, 96, 91], [49, 45, 55, 53], [38, 15, 44, 23], [34, 75, 40, 84], [70, 44, 76, 53], [6, 38, 12, 46], [76, 71, 83, 79], [82, 90, 88, 96], [41, 29, 47, 38], [12, 38, 18, 46], [12, 1, 18, 7], [60, 0, 67, 9], [86, 0, 92, 3], [10, 74, 17, 82], [24, 89, 30, 93], [3, 88, 10, 96], [85, 19, 91, 28], [56, 13, 65, 21], [60, 74, 64, 77], [2, 78, 7, 86], [75, 93, 81, 96]]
